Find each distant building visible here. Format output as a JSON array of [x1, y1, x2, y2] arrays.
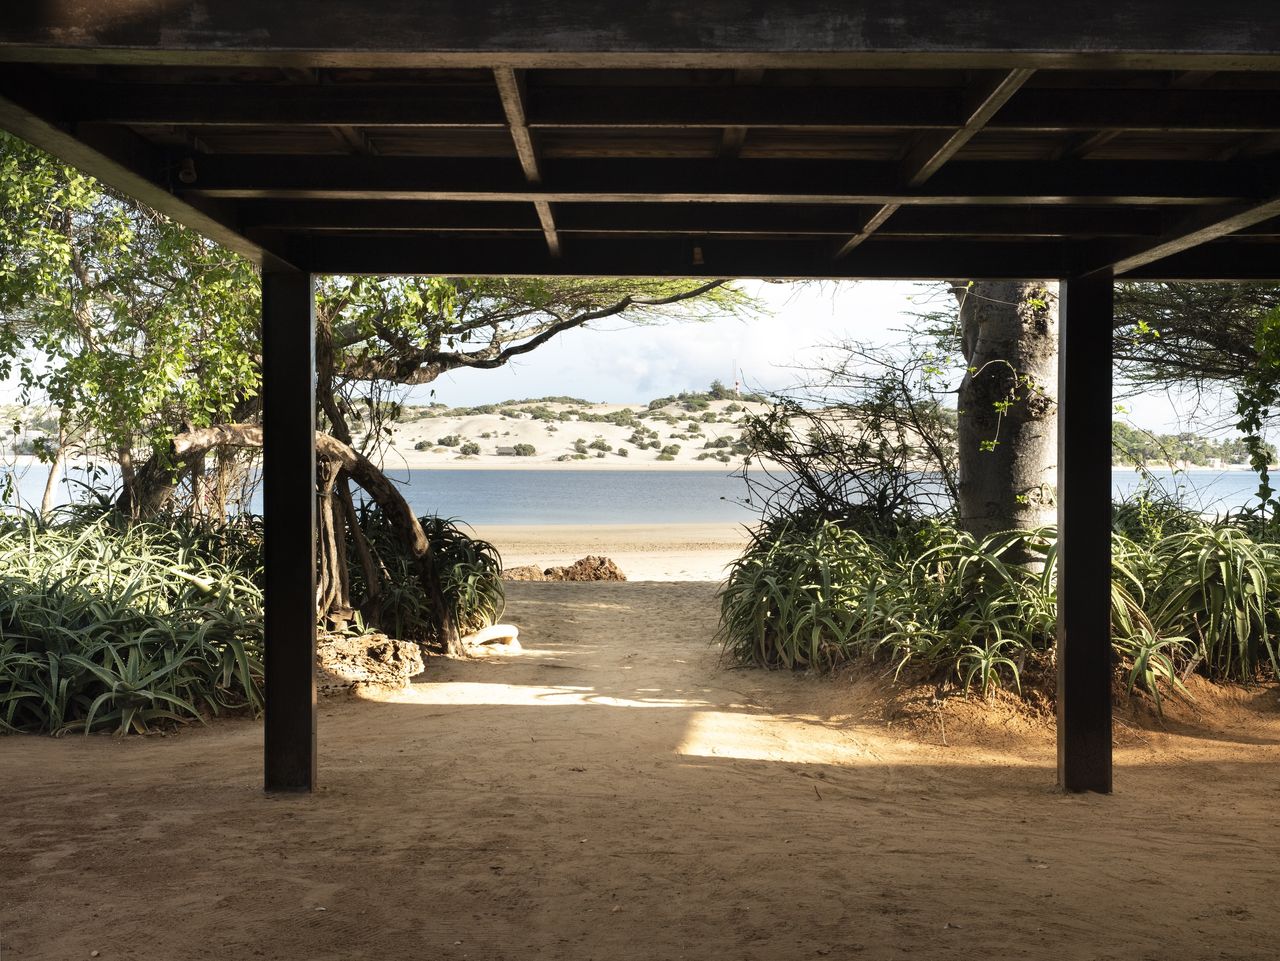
[[495, 446, 517, 456]]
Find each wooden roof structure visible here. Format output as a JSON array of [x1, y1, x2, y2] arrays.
[[3, 2, 1279, 796], [2, 2, 1279, 281]]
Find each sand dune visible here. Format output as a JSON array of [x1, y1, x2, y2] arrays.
[[381, 398, 767, 470]]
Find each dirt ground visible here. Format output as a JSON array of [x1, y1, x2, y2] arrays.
[[3, 581, 1279, 961]]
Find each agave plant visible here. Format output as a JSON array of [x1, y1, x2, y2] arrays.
[[0, 509, 264, 735], [718, 508, 1280, 702]]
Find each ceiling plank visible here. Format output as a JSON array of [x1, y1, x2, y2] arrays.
[[54, 82, 1280, 134], [240, 200, 1168, 237], [287, 234, 1076, 279]]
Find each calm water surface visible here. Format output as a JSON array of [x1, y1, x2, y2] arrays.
[[5, 464, 1270, 525]]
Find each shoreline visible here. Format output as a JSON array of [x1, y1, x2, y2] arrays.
[[474, 521, 752, 582]]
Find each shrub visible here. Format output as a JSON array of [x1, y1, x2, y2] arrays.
[[352, 509, 504, 643], [459, 442, 481, 456], [660, 444, 681, 456], [512, 443, 536, 456], [437, 435, 461, 447]]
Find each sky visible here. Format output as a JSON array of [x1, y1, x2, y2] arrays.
[[410, 279, 1213, 433], [0, 279, 1226, 434]]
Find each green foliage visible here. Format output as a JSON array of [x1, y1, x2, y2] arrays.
[[437, 434, 462, 447], [459, 441, 481, 456], [1235, 304, 1280, 509], [0, 510, 264, 734], [1112, 421, 1267, 468], [347, 509, 504, 644], [719, 507, 1280, 706], [0, 132, 260, 465], [647, 382, 766, 412], [511, 443, 536, 457]]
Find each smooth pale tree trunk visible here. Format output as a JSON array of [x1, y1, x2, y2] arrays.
[[39, 443, 65, 518], [954, 281, 1060, 539]]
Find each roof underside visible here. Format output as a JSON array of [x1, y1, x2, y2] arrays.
[[2, 2, 1280, 280]]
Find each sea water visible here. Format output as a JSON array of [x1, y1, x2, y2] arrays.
[[4, 464, 1270, 525]]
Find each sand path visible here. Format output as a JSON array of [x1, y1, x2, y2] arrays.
[[3, 581, 1279, 960]]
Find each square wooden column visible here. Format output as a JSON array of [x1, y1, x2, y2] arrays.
[[262, 269, 317, 792], [1056, 270, 1114, 793]]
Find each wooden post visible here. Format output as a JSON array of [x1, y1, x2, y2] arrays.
[[262, 269, 317, 792], [1057, 270, 1114, 793]]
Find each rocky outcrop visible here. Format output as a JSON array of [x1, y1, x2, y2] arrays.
[[316, 633, 425, 695], [502, 564, 549, 581], [502, 555, 627, 582]]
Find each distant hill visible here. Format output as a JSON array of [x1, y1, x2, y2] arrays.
[[384, 391, 769, 469]]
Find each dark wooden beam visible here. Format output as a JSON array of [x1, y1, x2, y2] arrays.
[[3, 2, 1279, 70], [718, 68, 764, 159], [494, 67, 560, 257], [282, 234, 1075, 278], [0, 86, 287, 268], [179, 156, 1261, 206], [241, 200, 1169, 238], [54, 82, 1280, 134], [262, 269, 318, 793], [1057, 269, 1114, 795], [1055, 129, 1121, 161], [905, 69, 1037, 185], [62, 81, 506, 127], [836, 68, 1033, 258]]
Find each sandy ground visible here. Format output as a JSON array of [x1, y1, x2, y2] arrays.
[[478, 522, 752, 581], [4, 577, 1280, 961]]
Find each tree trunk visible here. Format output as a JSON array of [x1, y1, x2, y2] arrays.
[[120, 397, 262, 516], [170, 424, 461, 655], [954, 281, 1059, 540], [338, 472, 383, 607]]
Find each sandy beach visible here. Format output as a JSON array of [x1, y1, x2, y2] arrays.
[[4, 577, 1279, 960], [477, 522, 753, 581]]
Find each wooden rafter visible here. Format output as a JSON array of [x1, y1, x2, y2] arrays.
[[493, 67, 561, 257], [833, 68, 1034, 258], [1094, 194, 1280, 276]]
